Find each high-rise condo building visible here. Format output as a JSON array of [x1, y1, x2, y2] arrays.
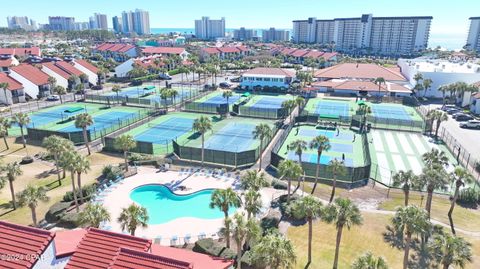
[[7, 16, 37, 31], [48, 16, 75, 31], [466, 17, 480, 52], [112, 16, 123, 33], [233, 27, 257, 41], [94, 13, 108, 30], [292, 14, 432, 56], [194, 17, 225, 39], [120, 9, 150, 35], [262, 28, 290, 42]]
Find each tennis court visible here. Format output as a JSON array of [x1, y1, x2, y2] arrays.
[[371, 104, 410, 120], [145, 87, 201, 105], [203, 91, 242, 105], [204, 123, 255, 152], [304, 98, 354, 118], [278, 124, 367, 167], [105, 86, 156, 98], [135, 117, 194, 145], [59, 110, 139, 133], [250, 96, 288, 109]]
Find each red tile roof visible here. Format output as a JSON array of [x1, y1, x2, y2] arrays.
[[74, 59, 99, 74], [218, 47, 240, 53], [319, 52, 338, 61], [314, 63, 406, 81], [54, 229, 88, 258], [10, 64, 50, 85], [151, 245, 233, 269], [0, 221, 55, 269], [95, 43, 135, 53], [55, 61, 84, 76], [243, 67, 295, 77], [109, 247, 193, 269], [0, 47, 41, 57], [134, 56, 167, 69], [334, 80, 387, 92], [302, 50, 324, 58], [43, 62, 71, 79], [142, 47, 186, 55], [202, 47, 221, 55], [65, 228, 151, 269], [0, 58, 13, 68], [473, 92, 480, 99], [290, 49, 309, 57], [0, 72, 23, 91]]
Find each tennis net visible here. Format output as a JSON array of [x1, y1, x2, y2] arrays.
[[214, 130, 252, 139], [147, 123, 192, 132]]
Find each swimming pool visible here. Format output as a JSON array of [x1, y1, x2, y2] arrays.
[[130, 184, 236, 224]]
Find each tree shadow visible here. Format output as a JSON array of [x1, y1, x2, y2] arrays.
[[409, 239, 435, 269], [382, 225, 404, 249], [0, 201, 14, 216], [303, 261, 311, 269], [35, 168, 58, 179]]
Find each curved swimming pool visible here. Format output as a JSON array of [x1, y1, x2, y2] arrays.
[[130, 184, 236, 224]]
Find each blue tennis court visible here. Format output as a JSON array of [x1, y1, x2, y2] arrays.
[[204, 93, 241, 105], [24, 106, 86, 128], [250, 96, 287, 109], [204, 123, 255, 152], [298, 129, 354, 141], [59, 111, 137, 132], [135, 118, 194, 144], [105, 86, 155, 98], [287, 152, 353, 167], [147, 88, 199, 104], [372, 104, 410, 120], [315, 101, 349, 117]]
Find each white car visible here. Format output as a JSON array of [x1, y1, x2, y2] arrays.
[[46, 95, 60, 101], [460, 120, 480, 129]]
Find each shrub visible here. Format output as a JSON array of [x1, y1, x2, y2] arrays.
[[57, 211, 81, 228], [168, 69, 180, 76], [102, 165, 123, 181], [457, 187, 480, 205], [62, 184, 97, 202], [271, 179, 287, 190], [45, 201, 71, 223], [260, 212, 280, 232], [192, 238, 236, 259], [475, 162, 480, 173]]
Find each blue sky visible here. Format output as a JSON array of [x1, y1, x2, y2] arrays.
[[1, 0, 479, 49]]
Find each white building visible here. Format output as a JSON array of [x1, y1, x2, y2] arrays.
[[94, 13, 108, 30], [398, 58, 480, 98], [293, 14, 432, 56], [233, 27, 257, 41], [72, 59, 99, 85], [195, 17, 225, 39], [240, 67, 295, 90], [470, 92, 480, 114], [262, 28, 290, 42], [466, 17, 480, 53], [9, 64, 51, 99], [7, 16, 37, 31], [0, 73, 25, 105], [120, 9, 150, 35]]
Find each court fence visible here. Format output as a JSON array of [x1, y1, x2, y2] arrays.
[[361, 115, 425, 133], [183, 102, 228, 114], [232, 104, 288, 119], [27, 108, 154, 145], [296, 111, 352, 126], [172, 124, 280, 168]]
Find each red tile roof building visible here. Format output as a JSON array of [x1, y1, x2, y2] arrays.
[[74, 59, 98, 74], [314, 63, 406, 81], [10, 64, 50, 85], [200, 46, 251, 61], [95, 43, 136, 53], [0, 73, 23, 91], [142, 47, 187, 56], [272, 47, 338, 62], [93, 43, 138, 61], [0, 47, 41, 57], [0, 221, 55, 269], [243, 67, 295, 77], [109, 248, 193, 269]]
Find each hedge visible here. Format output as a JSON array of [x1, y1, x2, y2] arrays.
[[62, 183, 97, 203], [192, 238, 236, 259], [168, 69, 180, 76], [45, 201, 71, 223]]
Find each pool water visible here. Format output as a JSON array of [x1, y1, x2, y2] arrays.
[[130, 184, 236, 224]]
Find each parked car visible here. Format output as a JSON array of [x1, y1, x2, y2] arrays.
[[441, 105, 457, 111], [460, 120, 480, 129], [230, 77, 241, 82], [219, 82, 232, 89], [455, 114, 474, 122], [452, 112, 465, 119], [46, 95, 59, 101], [158, 73, 172, 80], [446, 108, 461, 115]]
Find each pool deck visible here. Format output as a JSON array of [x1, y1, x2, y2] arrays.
[[100, 166, 280, 245]]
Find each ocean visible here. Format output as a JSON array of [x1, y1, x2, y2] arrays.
[[150, 28, 464, 50]]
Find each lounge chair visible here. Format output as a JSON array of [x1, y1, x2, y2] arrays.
[[198, 232, 206, 239], [170, 235, 178, 246], [184, 234, 191, 244]]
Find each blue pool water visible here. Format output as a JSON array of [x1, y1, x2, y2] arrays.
[[130, 184, 236, 224]]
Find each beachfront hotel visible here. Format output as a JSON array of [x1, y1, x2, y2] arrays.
[[466, 17, 480, 53], [292, 14, 432, 56]]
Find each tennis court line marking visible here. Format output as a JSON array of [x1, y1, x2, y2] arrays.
[[383, 131, 399, 153], [407, 155, 423, 175], [409, 133, 428, 154], [396, 133, 414, 155], [371, 130, 384, 152], [391, 154, 406, 172], [376, 152, 392, 183]]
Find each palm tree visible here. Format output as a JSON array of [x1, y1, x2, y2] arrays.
[[0, 82, 9, 104], [0, 125, 8, 150], [438, 85, 450, 105], [193, 116, 212, 166], [391, 205, 431, 269], [222, 90, 233, 113], [374, 77, 386, 102], [75, 113, 93, 155], [111, 85, 122, 104], [60, 151, 80, 212], [114, 134, 136, 172], [323, 198, 363, 269], [252, 124, 273, 171], [288, 139, 307, 187], [13, 112, 30, 148], [433, 110, 448, 139], [422, 148, 449, 168], [79, 203, 111, 228], [281, 99, 295, 122], [278, 159, 303, 203], [0, 117, 11, 137], [291, 195, 323, 265], [429, 232, 472, 269], [240, 170, 269, 191], [328, 159, 347, 203], [160, 88, 171, 110], [418, 164, 448, 218], [117, 203, 149, 236], [251, 231, 297, 269], [413, 73, 423, 96], [448, 166, 473, 235], [351, 252, 389, 269], [422, 78, 433, 98], [294, 96, 305, 116], [210, 188, 241, 248], [244, 190, 262, 219], [392, 170, 418, 206], [231, 212, 248, 269], [53, 85, 67, 104], [1, 161, 22, 209], [17, 185, 49, 226], [43, 135, 74, 185], [309, 135, 331, 194], [74, 154, 90, 204]]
